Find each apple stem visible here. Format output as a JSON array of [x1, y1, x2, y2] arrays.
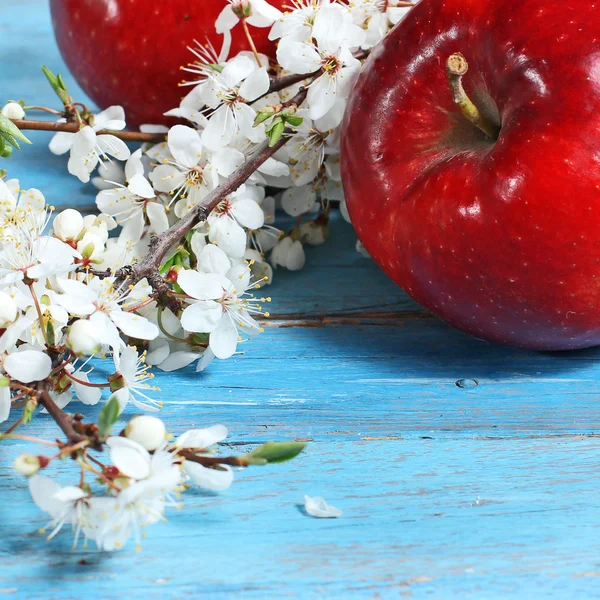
[[446, 53, 500, 141]]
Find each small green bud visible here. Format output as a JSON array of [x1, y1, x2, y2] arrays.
[[22, 399, 37, 423], [267, 119, 285, 147], [285, 115, 304, 127], [245, 441, 306, 464], [254, 106, 276, 127]]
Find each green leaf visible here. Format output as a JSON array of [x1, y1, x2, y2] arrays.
[[246, 441, 306, 464], [285, 115, 304, 127], [254, 106, 276, 127], [41, 66, 71, 105], [98, 395, 121, 437], [0, 114, 31, 149], [267, 120, 285, 147]]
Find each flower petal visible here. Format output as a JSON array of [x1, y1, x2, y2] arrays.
[[304, 495, 343, 518], [174, 424, 228, 449], [168, 125, 203, 169], [4, 350, 51, 383], [106, 436, 151, 479], [184, 462, 234, 491], [209, 314, 238, 359], [109, 309, 159, 340], [181, 301, 224, 333]]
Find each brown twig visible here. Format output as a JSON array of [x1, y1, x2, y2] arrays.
[[37, 387, 86, 445], [10, 119, 166, 144], [177, 448, 248, 467]]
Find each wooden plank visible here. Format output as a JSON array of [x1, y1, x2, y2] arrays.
[[1, 437, 600, 598]]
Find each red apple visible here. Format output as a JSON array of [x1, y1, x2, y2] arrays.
[[341, 0, 600, 350], [49, 0, 283, 127]]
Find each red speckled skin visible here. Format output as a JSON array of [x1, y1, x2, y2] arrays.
[[341, 0, 600, 350], [50, 0, 283, 128]]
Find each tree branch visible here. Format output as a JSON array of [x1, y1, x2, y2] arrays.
[[10, 119, 166, 144], [177, 448, 248, 467], [37, 387, 86, 445], [115, 87, 310, 290]]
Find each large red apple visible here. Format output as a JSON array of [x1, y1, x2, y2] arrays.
[[341, 0, 600, 350], [50, 0, 283, 127]]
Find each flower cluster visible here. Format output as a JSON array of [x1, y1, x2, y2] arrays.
[[0, 0, 416, 552]]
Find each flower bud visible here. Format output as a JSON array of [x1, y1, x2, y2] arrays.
[[271, 237, 305, 271], [0, 291, 17, 327], [1, 102, 25, 120], [299, 220, 328, 246], [82, 215, 110, 242], [125, 415, 166, 451], [14, 454, 48, 476], [77, 232, 105, 259], [66, 319, 102, 356], [53, 208, 84, 241], [231, 0, 252, 18]]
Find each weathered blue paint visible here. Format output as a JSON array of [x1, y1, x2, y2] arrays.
[[1, 1, 600, 598]]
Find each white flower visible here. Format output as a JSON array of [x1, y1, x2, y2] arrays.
[[177, 267, 268, 359], [174, 424, 234, 491], [55, 277, 159, 350], [3, 350, 51, 383], [175, 39, 230, 95], [110, 346, 160, 412], [200, 56, 270, 150], [29, 475, 98, 549], [125, 415, 167, 451], [277, 5, 365, 119], [286, 108, 343, 187], [282, 186, 317, 217], [53, 208, 84, 242], [0, 204, 79, 287], [91, 161, 126, 190], [208, 186, 265, 258], [271, 236, 305, 270], [245, 248, 273, 285], [300, 219, 328, 245], [269, 0, 329, 41], [149, 125, 243, 218], [14, 454, 45, 476], [63, 364, 103, 406], [49, 106, 131, 183], [99, 437, 181, 551], [97, 149, 168, 242], [0, 290, 17, 327], [350, 0, 415, 48], [304, 495, 343, 518], [20, 288, 69, 347], [66, 319, 102, 356], [216, 0, 282, 34], [2, 102, 25, 120]]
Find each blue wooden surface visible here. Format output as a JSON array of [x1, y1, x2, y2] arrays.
[[2, 2, 600, 598]]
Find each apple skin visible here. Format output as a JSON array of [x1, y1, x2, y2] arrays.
[[49, 0, 282, 128], [341, 0, 600, 351]]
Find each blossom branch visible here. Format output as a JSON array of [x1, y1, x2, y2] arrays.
[[37, 387, 86, 445], [9, 119, 166, 144], [264, 48, 371, 97]]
